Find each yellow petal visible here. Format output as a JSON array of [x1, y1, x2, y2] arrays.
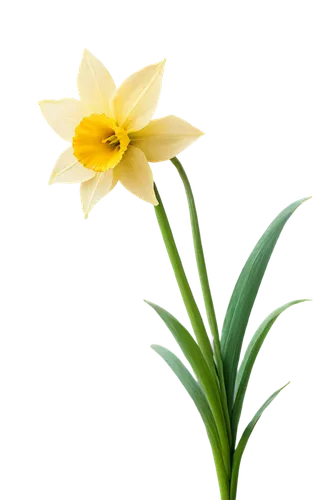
[[39, 99, 84, 142], [77, 49, 116, 116], [49, 147, 96, 184], [115, 146, 158, 205], [80, 170, 118, 218], [113, 59, 166, 133], [130, 115, 204, 162]]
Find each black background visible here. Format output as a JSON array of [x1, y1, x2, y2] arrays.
[[27, 33, 327, 500]]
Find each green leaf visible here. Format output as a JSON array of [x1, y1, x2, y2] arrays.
[[221, 197, 310, 409], [143, 297, 214, 397], [154, 185, 216, 375], [151, 345, 229, 497], [170, 157, 231, 441], [146, 301, 231, 476], [230, 383, 289, 500], [231, 299, 309, 443]]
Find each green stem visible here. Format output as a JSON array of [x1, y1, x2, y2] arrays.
[[171, 157, 231, 443], [153, 184, 231, 479], [154, 184, 215, 375], [210, 440, 230, 500]]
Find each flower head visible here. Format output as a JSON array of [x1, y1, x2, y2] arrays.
[[39, 50, 204, 218]]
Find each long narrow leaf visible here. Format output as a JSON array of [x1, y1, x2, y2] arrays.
[[221, 197, 310, 408], [146, 301, 231, 476], [154, 185, 216, 375], [230, 383, 289, 500], [170, 157, 230, 440], [231, 300, 308, 442], [151, 345, 229, 497], [143, 297, 219, 397]]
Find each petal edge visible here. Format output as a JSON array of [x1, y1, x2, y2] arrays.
[[116, 146, 158, 205], [39, 98, 84, 142], [49, 147, 96, 184], [80, 170, 117, 218], [113, 59, 166, 132], [77, 49, 116, 116], [130, 115, 204, 162]]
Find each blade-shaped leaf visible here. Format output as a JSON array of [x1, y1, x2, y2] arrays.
[[230, 383, 289, 500], [231, 299, 309, 442], [143, 297, 217, 388], [221, 197, 310, 408], [170, 157, 231, 441], [146, 301, 230, 476], [154, 185, 216, 375], [151, 345, 229, 495]]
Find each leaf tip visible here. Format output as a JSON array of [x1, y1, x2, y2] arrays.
[[301, 194, 316, 206], [282, 380, 294, 389]]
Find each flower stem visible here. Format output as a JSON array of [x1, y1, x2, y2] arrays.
[[154, 183, 230, 498], [154, 184, 215, 375], [211, 445, 230, 500]]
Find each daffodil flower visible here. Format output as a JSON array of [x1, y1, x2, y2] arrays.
[[39, 49, 204, 218]]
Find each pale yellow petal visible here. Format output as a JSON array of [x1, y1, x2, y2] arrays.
[[113, 59, 166, 133], [77, 49, 116, 116], [80, 170, 117, 218], [115, 146, 158, 205], [39, 99, 85, 141], [130, 115, 204, 162], [49, 147, 96, 185]]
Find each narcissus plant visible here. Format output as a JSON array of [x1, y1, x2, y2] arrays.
[[40, 50, 310, 500]]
